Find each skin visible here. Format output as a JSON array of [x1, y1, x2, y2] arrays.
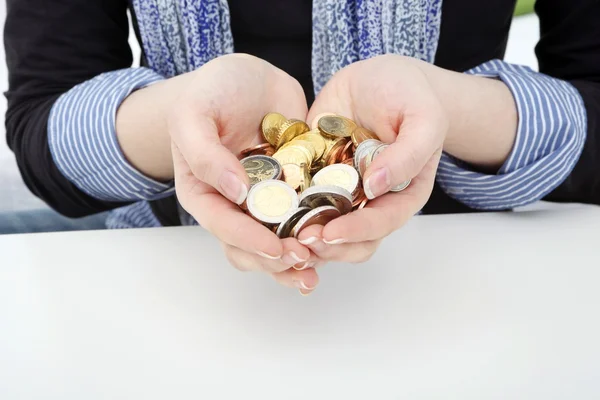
[[116, 53, 518, 295]]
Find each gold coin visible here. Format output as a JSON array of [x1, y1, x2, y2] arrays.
[[294, 131, 327, 160], [281, 163, 303, 190], [280, 140, 317, 160], [351, 126, 379, 147], [261, 113, 287, 146], [276, 119, 310, 148], [273, 147, 310, 166], [299, 163, 312, 193], [318, 115, 356, 140]]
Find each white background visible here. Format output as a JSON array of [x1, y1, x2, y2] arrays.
[[0, 9, 541, 212]]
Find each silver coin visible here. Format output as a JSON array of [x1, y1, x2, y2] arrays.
[[354, 139, 382, 178], [291, 205, 342, 238], [390, 179, 412, 192], [275, 207, 312, 238], [370, 144, 411, 192], [299, 185, 353, 215], [311, 164, 360, 195], [241, 155, 282, 187], [247, 179, 299, 225]]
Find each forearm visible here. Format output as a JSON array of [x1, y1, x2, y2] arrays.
[[420, 62, 518, 172], [116, 72, 196, 182]]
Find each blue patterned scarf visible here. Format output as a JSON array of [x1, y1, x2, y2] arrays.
[[132, 0, 443, 94]]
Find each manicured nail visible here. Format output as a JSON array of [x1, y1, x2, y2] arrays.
[[293, 261, 316, 271], [219, 170, 248, 205], [364, 167, 391, 200], [323, 238, 347, 245], [293, 280, 315, 291], [307, 239, 327, 253], [299, 237, 319, 245], [256, 251, 281, 260], [299, 289, 313, 297], [282, 251, 307, 266]]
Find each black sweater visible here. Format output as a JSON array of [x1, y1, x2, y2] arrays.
[[4, 0, 600, 224]]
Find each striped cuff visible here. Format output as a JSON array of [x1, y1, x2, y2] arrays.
[[48, 68, 176, 202], [106, 202, 162, 229], [436, 60, 587, 210]]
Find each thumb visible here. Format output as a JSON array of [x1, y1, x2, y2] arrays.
[[363, 115, 441, 200], [169, 104, 250, 205]]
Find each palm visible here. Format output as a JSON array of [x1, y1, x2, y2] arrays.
[[306, 55, 448, 238]]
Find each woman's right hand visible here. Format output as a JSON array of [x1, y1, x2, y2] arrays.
[[168, 54, 320, 294]]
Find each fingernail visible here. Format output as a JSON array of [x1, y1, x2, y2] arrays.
[[293, 280, 315, 291], [323, 238, 347, 245], [364, 167, 391, 200], [307, 239, 327, 253], [293, 261, 316, 271], [299, 289, 313, 297], [299, 237, 318, 245], [282, 251, 307, 266], [256, 251, 281, 260], [219, 170, 248, 205]]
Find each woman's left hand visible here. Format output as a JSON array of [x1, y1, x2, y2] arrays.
[[300, 54, 449, 262]]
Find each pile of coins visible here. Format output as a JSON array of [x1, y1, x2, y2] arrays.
[[238, 113, 411, 238]]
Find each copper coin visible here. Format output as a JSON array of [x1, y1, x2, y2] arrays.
[[352, 188, 366, 208], [326, 139, 348, 166], [338, 140, 354, 163], [291, 206, 342, 238], [241, 143, 272, 157], [358, 198, 369, 210], [341, 158, 354, 167]]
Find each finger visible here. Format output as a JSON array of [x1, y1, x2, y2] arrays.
[[363, 107, 447, 200], [296, 224, 382, 263], [280, 238, 326, 271], [173, 144, 283, 258], [271, 268, 320, 293], [224, 243, 293, 274], [322, 152, 441, 243], [280, 238, 310, 268], [169, 102, 250, 205]]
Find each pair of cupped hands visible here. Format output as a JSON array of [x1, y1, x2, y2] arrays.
[[168, 53, 449, 295]]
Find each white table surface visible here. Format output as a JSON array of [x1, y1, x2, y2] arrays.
[[1, 208, 600, 399]]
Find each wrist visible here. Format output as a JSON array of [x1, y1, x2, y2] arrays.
[[420, 62, 518, 171], [116, 72, 195, 181]]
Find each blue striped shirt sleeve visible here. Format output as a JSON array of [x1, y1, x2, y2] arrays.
[[436, 59, 587, 210], [48, 68, 176, 203]]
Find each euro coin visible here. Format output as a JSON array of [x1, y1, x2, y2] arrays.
[[262, 113, 287, 146], [276, 119, 310, 148], [310, 112, 337, 130], [318, 115, 356, 140], [241, 155, 282, 187], [354, 139, 383, 178], [299, 185, 353, 215], [241, 143, 272, 157], [281, 163, 303, 190], [273, 147, 310, 166], [280, 140, 317, 161], [298, 163, 312, 193], [312, 164, 359, 196], [294, 131, 326, 161], [290, 205, 341, 238], [351, 126, 379, 147], [275, 206, 312, 238], [247, 180, 300, 225], [324, 138, 348, 166], [371, 144, 412, 192]]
